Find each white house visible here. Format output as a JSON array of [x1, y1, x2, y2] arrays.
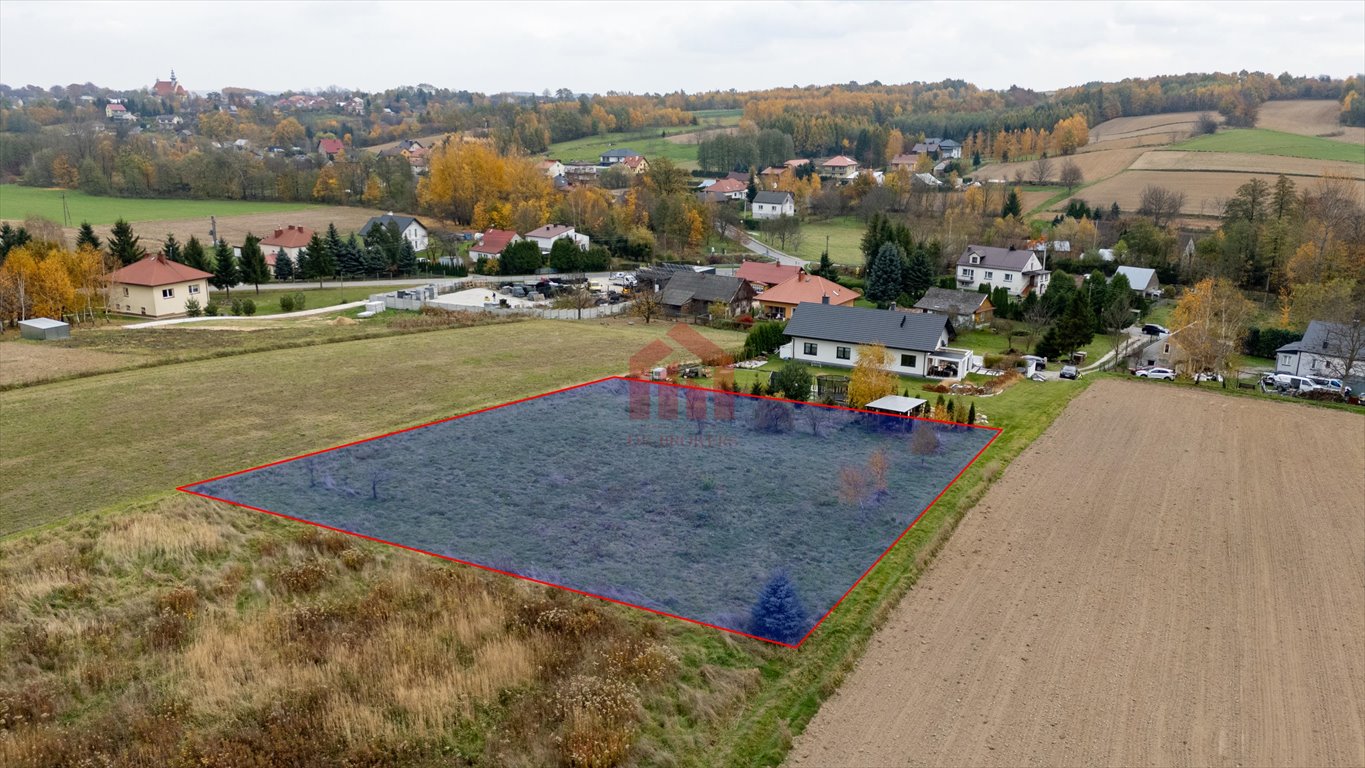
[[1275, 320, 1365, 379], [956, 244, 1051, 297], [537, 158, 565, 178], [818, 155, 860, 181], [108, 254, 212, 317], [1112, 265, 1162, 298], [525, 224, 589, 253], [599, 148, 640, 165], [752, 191, 796, 220], [259, 225, 314, 270], [784, 302, 974, 380], [360, 213, 428, 252]]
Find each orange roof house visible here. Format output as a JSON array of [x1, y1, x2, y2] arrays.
[[108, 254, 213, 317], [736, 260, 802, 289], [756, 274, 860, 319]]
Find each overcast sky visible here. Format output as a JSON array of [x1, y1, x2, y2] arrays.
[[2, 1, 1362, 95]]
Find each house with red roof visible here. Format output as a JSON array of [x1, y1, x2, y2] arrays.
[[259, 225, 315, 269], [735, 260, 802, 290], [108, 254, 213, 317], [470, 229, 522, 261], [621, 155, 649, 175], [700, 178, 748, 201], [755, 274, 860, 320], [818, 155, 860, 181], [317, 138, 345, 159]]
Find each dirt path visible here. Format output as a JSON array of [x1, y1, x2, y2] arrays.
[[788, 380, 1365, 767]]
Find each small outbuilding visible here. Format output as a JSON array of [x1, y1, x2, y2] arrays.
[[19, 317, 71, 341], [864, 394, 928, 416]]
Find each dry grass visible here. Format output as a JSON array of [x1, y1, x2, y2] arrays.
[[972, 146, 1147, 183], [0, 494, 700, 767], [1087, 111, 1218, 144], [0, 343, 148, 388], [1257, 99, 1365, 144], [1130, 150, 1365, 179], [1063, 168, 1365, 217]]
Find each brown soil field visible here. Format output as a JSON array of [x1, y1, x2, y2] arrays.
[[666, 125, 741, 145], [1056, 169, 1365, 217], [973, 147, 1147, 184], [789, 380, 1365, 767], [0, 341, 146, 387], [1088, 112, 1218, 145], [361, 132, 458, 153], [1258, 99, 1365, 145], [65, 205, 398, 250], [1131, 150, 1365, 180]]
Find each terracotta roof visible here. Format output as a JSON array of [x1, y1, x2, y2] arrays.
[[736, 260, 801, 287], [318, 138, 344, 154], [822, 155, 858, 167], [706, 178, 747, 195], [471, 229, 519, 255], [526, 224, 574, 239], [757, 274, 860, 307], [890, 153, 919, 165], [106, 103, 127, 112], [783, 158, 811, 167], [622, 155, 647, 169], [260, 225, 314, 248], [109, 254, 213, 287]]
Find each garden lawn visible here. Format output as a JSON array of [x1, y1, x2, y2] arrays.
[[755, 215, 867, 265], [1173, 128, 1365, 164], [214, 285, 390, 315], [0, 184, 316, 226]]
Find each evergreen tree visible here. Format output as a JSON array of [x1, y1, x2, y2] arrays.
[[362, 243, 389, 277], [0, 223, 31, 263], [75, 222, 101, 251], [338, 234, 365, 277], [273, 249, 295, 281], [210, 240, 239, 296], [746, 173, 759, 203], [162, 233, 182, 264], [1109, 202, 1121, 220], [397, 238, 417, 276], [901, 245, 934, 304], [500, 240, 544, 275], [322, 223, 344, 279], [967, 402, 977, 426], [182, 235, 210, 272], [749, 572, 809, 645], [770, 360, 813, 402], [865, 241, 904, 306], [815, 249, 835, 280], [297, 232, 324, 282], [548, 237, 582, 272], [238, 233, 270, 293], [109, 219, 145, 266], [1001, 188, 1022, 219]]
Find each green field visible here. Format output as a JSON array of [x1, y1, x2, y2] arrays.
[[1174, 128, 1365, 163], [0, 184, 317, 226], [754, 215, 868, 265], [549, 128, 703, 168]]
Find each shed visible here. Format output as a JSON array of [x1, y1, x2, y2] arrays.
[[864, 395, 927, 416], [19, 317, 71, 341]]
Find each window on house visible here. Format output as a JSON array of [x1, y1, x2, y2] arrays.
[[803, 342, 818, 356], [901, 354, 917, 368], [161, 288, 174, 299], [970, 255, 979, 264], [836, 346, 851, 360], [1004, 273, 1013, 282], [122, 287, 129, 297], [984, 271, 994, 280], [961, 268, 974, 279], [189, 284, 200, 295]]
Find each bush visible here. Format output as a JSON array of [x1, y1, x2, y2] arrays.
[[1243, 326, 1301, 359], [203, 300, 220, 316], [770, 360, 813, 401], [749, 573, 809, 644], [184, 298, 201, 317], [239, 298, 256, 316], [279, 294, 295, 313], [742, 320, 788, 358], [982, 353, 1004, 369], [293, 292, 306, 310], [750, 399, 794, 433]]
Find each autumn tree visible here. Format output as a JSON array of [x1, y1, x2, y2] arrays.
[[848, 343, 896, 408], [1030, 155, 1053, 185], [108, 219, 145, 266], [910, 421, 940, 462], [1059, 159, 1083, 193], [631, 289, 662, 324], [1172, 277, 1256, 375], [271, 116, 306, 149], [419, 140, 555, 225], [1137, 185, 1186, 228]]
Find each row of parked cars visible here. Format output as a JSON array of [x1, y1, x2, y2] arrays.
[[1261, 373, 1351, 397]]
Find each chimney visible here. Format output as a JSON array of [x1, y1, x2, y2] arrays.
[[822, 294, 830, 304], [273, 228, 284, 238]]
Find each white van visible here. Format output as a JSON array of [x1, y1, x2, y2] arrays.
[[1270, 373, 1320, 394]]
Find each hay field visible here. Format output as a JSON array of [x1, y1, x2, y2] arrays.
[[1053, 168, 1365, 216], [69, 205, 398, 250], [1087, 111, 1218, 145], [1131, 150, 1365, 179], [972, 146, 1147, 183], [1258, 99, 1365, 144]]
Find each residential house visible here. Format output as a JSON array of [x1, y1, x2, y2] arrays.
[[635, 263, 715, 290], [259, 225, 314, 270], [784, 302, 971, 379], [1275, 320, 1365, 379], [724, 171, 751, 184], [699, 178, 747, 201], [757, 274, 860, 320], [956, 244, 1051, 296], [658, 272, 756, 318], [537, 158, 565, 178], [232, 138, 251, 151], [783, 158, 811, 171], [1112, 265, 1162, 298], [909, 287, 994, 329], [108, 254, 212, 317], [470, 229, 521, 261], [913, 173, 943, 188], [752, 190, 796, 219], [317, 138, 344, 159], [889, 153, 920, 172], [525, 224, 589, 253], [153, 114, 182, 130], [817, 155, 859, 181], [936, 139, 962, 159], [759, 166, 787, 187], [564, 162, 600, 184], [599, 148, 641, 165], [1028, 238, 1072, 259], [621, 155, 649, 175], [361, 213, 429, 252], [735, 260, 802, 290], [105, 102, 134, 121]]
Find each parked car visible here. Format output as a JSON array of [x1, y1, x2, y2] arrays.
[[1021, 354, 1047, 370], [1308, 376, 1349, 396], [1136, 367, 1176, 380], [1142, 324, 1170, 336], [1060, 365, 1079, 380], [1268, 373, 1320, 394], [1193, 370, 1224, 382]]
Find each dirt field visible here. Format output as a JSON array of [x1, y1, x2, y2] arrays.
[[1131, 150, 1365, 180], [1258, 99, 1365, 145], [973, 147, 1147, 184], [1057, 168, 1365, 217], [66, 205, 398, 250], [1088, 112, 1217, 145], [789, 380, 1365, 767]]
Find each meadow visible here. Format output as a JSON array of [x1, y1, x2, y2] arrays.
[[1172, 128, 1365, 164], [0, 184, 316, 226], [755, 215, 867, 265]]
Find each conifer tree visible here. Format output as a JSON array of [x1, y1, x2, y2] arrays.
[[210, 240, 239, 296], [272, 249, 295, 281], [162, 233, 182, 264], [109, 219, 145, 265], [749, 573, 809, 644], [238, 233, 270, 293], [182, 235, 210, 272], [75, 222, 101, 251]]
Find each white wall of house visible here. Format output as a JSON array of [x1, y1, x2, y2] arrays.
[[530, 231, 590, 253], [1277, 351, 1365, 378], [112, 279, 209, 317], [753, 199, 796, 219], [789, 333, 948, 377], [957, 252, 1048, 296], [400, 223, 428, 252]]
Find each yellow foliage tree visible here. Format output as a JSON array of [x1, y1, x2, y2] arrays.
[[418, 140, 552, 225], [1171, 277, 1257, 374], [271, 117, 307, 149], [362, 174, 383, 206], [848, 343, 897, 409]]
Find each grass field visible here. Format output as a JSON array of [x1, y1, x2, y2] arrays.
[[755, 215, 866, 265], [1256, 99, 1365, 145], [0, 184, 316, 226], [1174, 128, 1365, 164], [549, 128, 703, 168]]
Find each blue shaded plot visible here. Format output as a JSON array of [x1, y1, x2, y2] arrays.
[[188, 379, 996, 645]]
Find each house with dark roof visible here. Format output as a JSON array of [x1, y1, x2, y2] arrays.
[[108, 254, 213, 317], [784, 302, 972, 379], [956, 244, 1051, 296], [599, 148, 641, 164], [735, 260, 802, 290], [909, 287, 994, 329], [658, 272, 756, 318], [752, 190, 795, 219], [360, 213, 428, 252], [1275, 320, 1365, 379]]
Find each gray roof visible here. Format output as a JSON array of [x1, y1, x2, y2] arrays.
[[753, 191, 793, 205], [600, 148, 640, 159], [1113, 266, 1158, 291], [18, 317, 68, 329], [912, 287, 988, 315], [659, 272, 748, 307], [1277, 320, 1365, 358], [957, 244, 1037, 271], [361, 214, 426, 234], [938, 139, 961, 147], [785, 302, 953, 353]]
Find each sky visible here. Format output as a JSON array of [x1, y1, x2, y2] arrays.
[[2, 1, 1363, 95]]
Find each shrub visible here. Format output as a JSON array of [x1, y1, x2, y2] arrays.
[[275, 560, 329, 594], [742, 320, 787, 358], [184, 298, 201, 317], [230, 297, 244, 315], [292, 292, 306, 311], [982, 353, 1004, 369], [279, 294, 295, 313], [239, 298, 256, 316], [750, 399, 794, 433], [749, 572, 809, 644], [203, 300, 220, 317], [770, 360, 813, 401]]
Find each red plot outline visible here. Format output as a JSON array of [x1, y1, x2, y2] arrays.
[[179, 375, 1001, 648]]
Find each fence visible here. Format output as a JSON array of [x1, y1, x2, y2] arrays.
[[367, 281, 633, 320]]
